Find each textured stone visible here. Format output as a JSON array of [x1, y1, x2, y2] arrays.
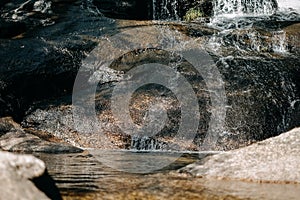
[[0, 151, 61, 200], [0, 117, 83, 153], [0, 130, 83, 153], [181, 127, 300, 183]]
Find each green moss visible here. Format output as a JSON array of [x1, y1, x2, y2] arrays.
[[184, 8, 203, 22]]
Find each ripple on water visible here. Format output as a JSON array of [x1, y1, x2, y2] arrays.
[[35, 151, 300, 200]]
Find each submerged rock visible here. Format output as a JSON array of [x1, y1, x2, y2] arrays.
[[0, 150, 62, 200], [180, 127, 300, 184]]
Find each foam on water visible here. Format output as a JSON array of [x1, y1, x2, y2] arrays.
[[213, 0, 277, 18], [277, 0, 300, 12]]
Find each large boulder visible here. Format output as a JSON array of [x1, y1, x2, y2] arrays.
[[22, 22, 300, 151], [0, 150, 62, 200], [0, 0, 114, 120], [180, 127, 300, 183]]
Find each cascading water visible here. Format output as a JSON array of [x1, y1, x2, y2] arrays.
[[207, 0, 297, 53], [131, 136, 168, 151], [210, 0, 278, 29], [277, 0, 300, 12], [213, 0, 277, 17], [204, 0, 299, 143], [153, 0, 179, 20]]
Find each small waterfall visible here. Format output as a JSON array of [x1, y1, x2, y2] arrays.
[[130, 136, 167, 151], [213, 0, 277, 17], [207, 0, 292, 55], [277, 0, 300, 12], [271, 30, 287, 53], [153, 0, 179, 20]]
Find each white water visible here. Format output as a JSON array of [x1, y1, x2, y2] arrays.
[[208, 0, 296, 54], [153, 0, 179, 20], [130, 136, 168, 151], [271, 30, 288, 53], [277, 0, 300, 12], [213, 0, 277, 18]]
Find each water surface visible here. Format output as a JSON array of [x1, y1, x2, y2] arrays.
[[35, 151, 300, 200]]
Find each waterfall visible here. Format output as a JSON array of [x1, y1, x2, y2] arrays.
[[271, 30, 287, 53], [213, 0, 278, 17], [130, 136, 167, 151], [153, 0, 179, 20], [277, 0, 300, 12]]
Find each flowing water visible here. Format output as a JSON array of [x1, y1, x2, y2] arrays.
[[212, 0, 277, 17], [153, 0, 180, 20]]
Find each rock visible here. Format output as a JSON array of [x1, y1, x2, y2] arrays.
[[284, 23, 300, 53], [0, 117, 21, 135], [23, 24, 300, 151], [0, 19, 26, 38], [0, 130, 83, 153], [0, 117, 83, 153], [22, 106, 131, 149], [0, 1, 299, 151], [0, 150, 62, 200], [0, 0, 114, 120], [153, 0, 213, 20], [20, 21, 300, 151], [93, 0, 213, 20], [93, 0, 153, 20], [180, 127, 300, 184]]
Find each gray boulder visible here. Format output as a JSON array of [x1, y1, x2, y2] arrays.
[[0, 151, 61, 200], [181, 127, 300, 183]]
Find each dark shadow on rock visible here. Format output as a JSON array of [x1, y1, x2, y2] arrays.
[[31, 169, 63, 200], [0, 19, 26, 38], [0, 0, 117, 121]]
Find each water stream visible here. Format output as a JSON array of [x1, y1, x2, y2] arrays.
[[153, 0, 180, 20]]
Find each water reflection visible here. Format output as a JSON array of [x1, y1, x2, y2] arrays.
[[35, 151, 300, 200]]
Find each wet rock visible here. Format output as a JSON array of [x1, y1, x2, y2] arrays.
[[1, 1, 299, 151], [93, 0, 213, 20], [284, 22, 300, 53], [0, 19, 26, 38], [153, 0, 213, 20], [0, 0, 114, 120], [94, 0, 153, 20], [21, 21, 300, 151], [22, 105, 131, 149], [0, 117, 83, 153], [0, 150, 62, 200], [0, 117, 21, 135], [22, 50, 300, 151], [180, 127, 300, 184], [0, 130, 83, 153]]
